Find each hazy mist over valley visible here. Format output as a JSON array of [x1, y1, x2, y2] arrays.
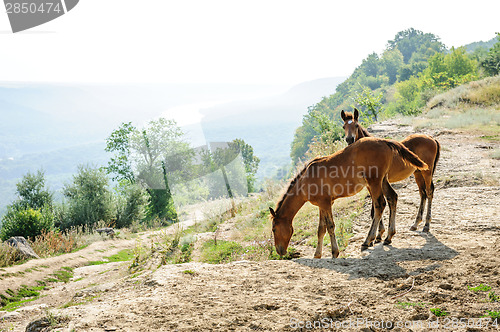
[[0, 77, 344, 213]]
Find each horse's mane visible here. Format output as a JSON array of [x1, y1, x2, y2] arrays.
[[275, 157, 324, 214]]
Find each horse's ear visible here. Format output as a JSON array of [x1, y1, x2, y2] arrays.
[[341, 110, 346, 121], [269, 207, 276, 218], [354, 108, 359, 121]]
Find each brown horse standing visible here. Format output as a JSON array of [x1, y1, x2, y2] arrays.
[[270, 137, 428, 258], [341, 109, 440, 234]]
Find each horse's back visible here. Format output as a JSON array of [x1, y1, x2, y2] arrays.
[[400, 134, 439, 171]]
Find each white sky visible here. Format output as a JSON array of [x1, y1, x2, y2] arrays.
[[0, 0, 498, 85]]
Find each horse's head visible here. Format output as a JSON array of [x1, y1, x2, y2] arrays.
[[341, 108, 360, 145], [269, 207, 293, 257]]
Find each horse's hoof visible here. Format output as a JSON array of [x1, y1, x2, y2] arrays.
[[332, 251, 339, 259], [375, 237, 382, 243], [383, 240, 392, 245], [314, 254, 322, 259], [361, 245, 369, 251], [409, 225, 417, 231], [422, 227, 430, 233]]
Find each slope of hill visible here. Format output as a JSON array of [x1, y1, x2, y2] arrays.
[[2, 113, 499, 331]]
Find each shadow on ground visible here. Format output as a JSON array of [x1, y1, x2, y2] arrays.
[[294, 233, 458, 280]]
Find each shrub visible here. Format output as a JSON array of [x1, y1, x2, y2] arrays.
[[0, 207, 54, 241], [62, 165, 114, 229]]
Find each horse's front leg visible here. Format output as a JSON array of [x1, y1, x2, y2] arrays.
[[314, 210, 327, 259], [362, 191, 386, 251], [324, 209, 340, 258]]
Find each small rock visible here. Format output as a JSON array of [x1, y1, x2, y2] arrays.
[[1, 311, 21, 321], [5, 236, 39, 259], [96, 228, 115, 237], [438, 283, 453, 290]]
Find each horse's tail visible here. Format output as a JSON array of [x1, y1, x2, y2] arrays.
[[384, 140, 428, 171], [431, 138, 440, 176]]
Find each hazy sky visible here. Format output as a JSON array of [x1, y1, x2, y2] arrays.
[[0, 0, 498, 85]]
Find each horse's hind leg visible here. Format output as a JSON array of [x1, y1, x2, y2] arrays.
[[314, 209, 327, 259], [382, 177, 398, 245], [362, 184, 386, 251], [410, 171, 427, 231], [374, 204, 385, 243], [422, 172, 435, 232]]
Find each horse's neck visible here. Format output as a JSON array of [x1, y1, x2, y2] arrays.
[[277, 189, 306, 221], [358, 125, 371, 139]]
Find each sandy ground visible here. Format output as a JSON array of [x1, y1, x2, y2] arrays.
[[1, 122, 500, 331]]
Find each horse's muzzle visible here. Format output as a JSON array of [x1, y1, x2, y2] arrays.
[[276, 245, 287, 257], [346, 136, 355, 145]]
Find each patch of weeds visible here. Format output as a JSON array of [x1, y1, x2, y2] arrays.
[[268, 246, 300, 260], [396, 301, 427, 309], [87, 249, 134, 266], [488, 291, 499, 302], [482, 310, 500, 319], [200, 239, 243, 264], [430, 308, 448, 317], [50, 267, 74, 283], [0, 285, 45, 311], [468, 283, 492, 292], [182, 270, 197, 275], [26, 309, 70, 330]]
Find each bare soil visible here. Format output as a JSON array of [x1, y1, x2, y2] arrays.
[[2, 122, 500, 331]]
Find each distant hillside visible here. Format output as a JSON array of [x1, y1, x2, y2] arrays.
[[463, 36, 497, 53]]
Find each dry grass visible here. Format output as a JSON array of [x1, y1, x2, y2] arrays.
[[427, 75, 500, 110]]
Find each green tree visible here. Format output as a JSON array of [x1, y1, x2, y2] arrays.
[[481, 33, 500, 76], [393, 76, 424, 115], [0, 170, 54, 240], [105, 119, 193, 223], [227, 139, 260, 193], [353, 85, 383, 121], [115, 184, 146, 228], [132, 119, 193, 222], [422, 47, 478, 90], [387, 28, 445, 64], [62, 165, 114, 229], [0, 208, 54, 241], [381, 49, 404, 84], [13, 170, 53, 211], [104, 122, 136, 184]]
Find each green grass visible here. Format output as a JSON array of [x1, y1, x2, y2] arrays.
[[488, 291, 499, 302], [482, 311, 500, 319], [200, 239, 243, 264], [468, 283, 492, 292], [0, 285, 45, 311], [182, 269, 196, 275], [87, 249, 135, 266], [50, 267, 74, 283], [430, 308, 449, 317]]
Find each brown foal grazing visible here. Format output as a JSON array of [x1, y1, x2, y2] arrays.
[[341, 108, 440, 233], [270, 137, 428, 258]]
